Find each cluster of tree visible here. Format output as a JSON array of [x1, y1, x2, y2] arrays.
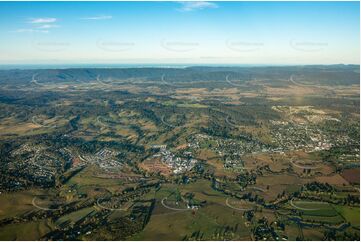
[[343, 194, 360, 205], [237, 173, 257, 186], [253, 217, 278, 240], [303, 182, 335, 193], [322, 229, 360, 241]]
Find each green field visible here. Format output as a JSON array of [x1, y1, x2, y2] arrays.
[[333, 205, 360, 226]]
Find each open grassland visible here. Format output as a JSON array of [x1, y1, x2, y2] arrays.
[[333, 205, 360, 226], [132, 179, 260, 240], [0, 220, 54, 240], [0, 189, 46, 219], [56, 207, 96, 226]]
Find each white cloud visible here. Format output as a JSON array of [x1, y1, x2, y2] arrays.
[[28, 18, 57, 24], [177, 1, 218, 12], [14, 17, 58, 33], [13, 28, 49, 33], [36, 24, 59, 29], [81, 15, 112, 20]]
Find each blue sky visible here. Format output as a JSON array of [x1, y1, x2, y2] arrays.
[[0, 1, 359, 65]]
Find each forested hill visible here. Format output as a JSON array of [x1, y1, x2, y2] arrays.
[[0, 65, 359, 85]]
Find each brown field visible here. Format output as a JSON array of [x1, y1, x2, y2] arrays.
[[302, 227, 325, 241], [175, 88, 208, 95], [316, 174, 349, 186], [316, 163, 334, 175], [175, 144, 188, 150], [139, 157, 172, 176], [243, 153, 289, 172], [292, 162, 334, 177], [173, 87, 256, 102], [196, 149, 237, 178], [0, 121, 40, 136], [265, 85, 319, 97], [341, 168, 360, 184], [332, 85, 360, 96], [242, 157, 268, 171], [256, 174, 311, 201], [72, 157, 82, 167]]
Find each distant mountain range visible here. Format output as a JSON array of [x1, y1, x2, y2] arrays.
[[0, 65, 359, 85]]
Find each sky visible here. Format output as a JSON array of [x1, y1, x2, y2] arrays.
[[0, 1, 359, 65]]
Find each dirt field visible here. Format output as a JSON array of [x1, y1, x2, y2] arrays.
[[139, 157, 172, 176], [341, 168, 360, 184], [316, 174, 349, 186]]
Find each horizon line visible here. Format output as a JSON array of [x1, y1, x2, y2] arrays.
[[0, 63, 359, 71]]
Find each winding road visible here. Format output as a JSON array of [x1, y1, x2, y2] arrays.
[[96, 198, 129, 211], [160, 197, 191, 211], [225, 197, 253, 211], [289, 199, 325, 211], [32, 196, 63, 211]]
